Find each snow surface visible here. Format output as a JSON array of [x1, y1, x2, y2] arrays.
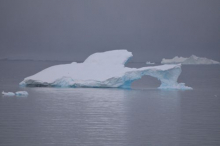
[[162, 55, 220, 65], [20, 50, 192, 89], [146, 61, 155, 65], [15, 91, 29, 96], [2, 91, 15, 96]]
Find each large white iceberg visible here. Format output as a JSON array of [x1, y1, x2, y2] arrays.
[[20, 50, 192, 90], [162, 55, 220, 65]]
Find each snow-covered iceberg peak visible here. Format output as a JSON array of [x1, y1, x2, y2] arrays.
[[20, 50, 192, 90], [84, 50, 132, 65]]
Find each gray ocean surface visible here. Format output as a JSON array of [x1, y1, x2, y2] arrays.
[[0, 61, 220, 146]]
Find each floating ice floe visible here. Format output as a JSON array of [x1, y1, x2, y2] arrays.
[[146, 61, 155, 65], [20, 50, 192, 90], [15, 91, 29, 96], [2, 91, 28, 96], [161, 55, 220, 65], [2, 91, 15, 96]]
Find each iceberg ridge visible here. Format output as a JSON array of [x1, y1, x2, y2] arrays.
[[20, 50, 192, 90]]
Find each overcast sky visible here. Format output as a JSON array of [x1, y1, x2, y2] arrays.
[[0, 0, 220, 62]]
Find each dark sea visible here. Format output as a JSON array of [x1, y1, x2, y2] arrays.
[[0, 61, 220, 146]]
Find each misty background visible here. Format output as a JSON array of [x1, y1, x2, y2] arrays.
[[0, 0, 220, 62]]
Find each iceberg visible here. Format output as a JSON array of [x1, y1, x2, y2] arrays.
[[2, 91, 15, 96], [162, 55, 220, 65], [15, 91, 29, 96], [20, 50, 192, 90], [183, 55, 220, 65], [146, 61, 155, 65], [161, 56, 187, 64]]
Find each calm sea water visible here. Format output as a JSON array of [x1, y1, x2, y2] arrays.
[[0, 61, 220, 146]]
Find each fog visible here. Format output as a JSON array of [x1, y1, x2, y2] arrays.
[[0, 0, 220, 62]]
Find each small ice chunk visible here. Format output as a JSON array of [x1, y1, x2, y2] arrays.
[[15, 91, 28, 96], [2, 91, 15, 96], [146, 61, 155, 65]]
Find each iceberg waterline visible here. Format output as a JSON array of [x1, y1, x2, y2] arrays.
[[20, 50, 192, 90]]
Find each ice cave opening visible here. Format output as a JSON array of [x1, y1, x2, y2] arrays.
[[131, 75, 161, 89]]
